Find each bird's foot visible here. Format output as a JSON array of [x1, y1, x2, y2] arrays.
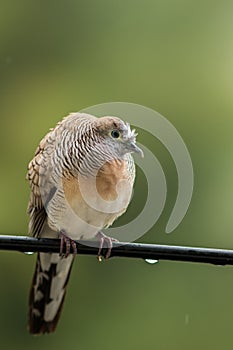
[[96, 231, 118, 260], [59, 230, 77, 257]]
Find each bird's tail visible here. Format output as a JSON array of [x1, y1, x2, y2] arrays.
[[28, 252, 74, 334]]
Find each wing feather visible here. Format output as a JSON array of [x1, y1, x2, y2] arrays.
[[27, 135, 50, 237]]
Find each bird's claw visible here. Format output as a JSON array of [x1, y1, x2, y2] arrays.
[[96, 232, 118, 260], [59, 230, 77, 257]]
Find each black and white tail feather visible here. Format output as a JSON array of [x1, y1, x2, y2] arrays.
[[28, 221, 74, 334]]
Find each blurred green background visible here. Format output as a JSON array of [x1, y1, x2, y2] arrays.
[[0, 0, 233, 349]]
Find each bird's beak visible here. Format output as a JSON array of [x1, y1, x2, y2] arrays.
[[128, 142, 144, 157]]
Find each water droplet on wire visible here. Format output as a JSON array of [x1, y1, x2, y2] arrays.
[[144, 259, 159, 264]]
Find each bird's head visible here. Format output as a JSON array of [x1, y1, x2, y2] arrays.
[[96, 116, 144, 158]]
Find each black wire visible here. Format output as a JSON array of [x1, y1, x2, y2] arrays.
[[0, 235, 233, 266]]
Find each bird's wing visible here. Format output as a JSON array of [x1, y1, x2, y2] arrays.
[[26, 133, 54, 237], [26, 112, 93, 237]]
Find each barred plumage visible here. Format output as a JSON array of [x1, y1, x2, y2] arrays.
[[27, 112, 143, 334]]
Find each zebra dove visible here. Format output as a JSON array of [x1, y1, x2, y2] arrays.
[[27, 112, 143, 334]]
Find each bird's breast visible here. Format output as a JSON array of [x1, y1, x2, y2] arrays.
[[59, 159, 134, 239]]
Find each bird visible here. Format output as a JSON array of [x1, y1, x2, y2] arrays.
[[27, 112, 143, 334]]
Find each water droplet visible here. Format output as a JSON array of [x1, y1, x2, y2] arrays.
[[23, 251, 34, 255], [144, 259, 159, 264]]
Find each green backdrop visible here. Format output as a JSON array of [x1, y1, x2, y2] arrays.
[[0, 1, 233, 349]]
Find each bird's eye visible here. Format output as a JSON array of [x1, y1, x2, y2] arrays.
[[111, 130, 120, 139]]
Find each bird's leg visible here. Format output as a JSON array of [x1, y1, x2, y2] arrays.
[[96, 231, 118, 260], [59, 230, 77, 257]]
